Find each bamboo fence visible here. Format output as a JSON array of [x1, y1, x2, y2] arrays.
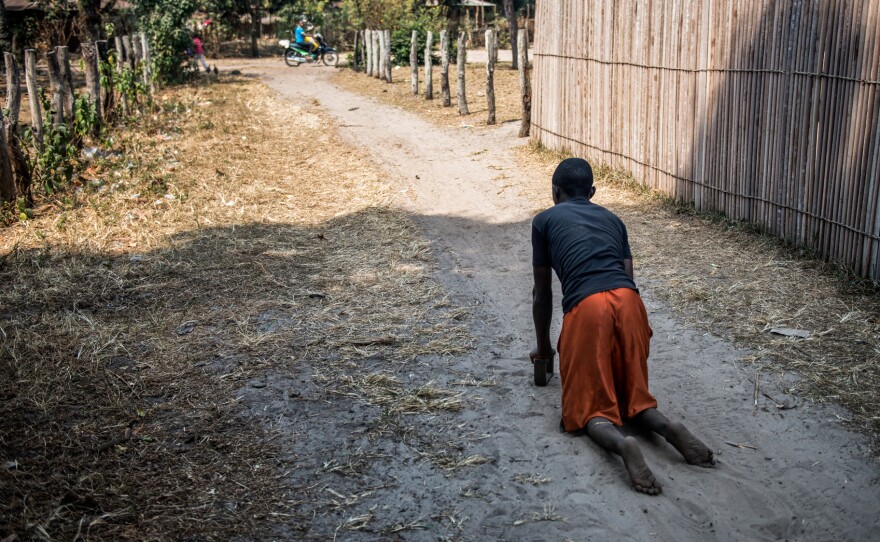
[[532, 0, 880, 280]]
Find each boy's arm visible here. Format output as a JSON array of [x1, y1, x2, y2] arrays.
[[531, 266, 555, 361]]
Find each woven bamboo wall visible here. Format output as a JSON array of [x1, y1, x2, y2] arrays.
[[532, 0, 880, 280]]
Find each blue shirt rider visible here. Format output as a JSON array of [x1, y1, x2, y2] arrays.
[[295, 19, 316, 54]]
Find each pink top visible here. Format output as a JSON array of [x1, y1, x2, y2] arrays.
[[193, 37, 204, 55]]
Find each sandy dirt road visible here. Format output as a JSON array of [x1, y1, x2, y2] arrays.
[[224, 60, 880, 541]]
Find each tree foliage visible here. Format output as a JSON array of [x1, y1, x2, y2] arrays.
[[136, 0, 197, 83]]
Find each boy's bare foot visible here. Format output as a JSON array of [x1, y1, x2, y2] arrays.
[[621, 437, 662, 495], [666, 422, 715, 467]]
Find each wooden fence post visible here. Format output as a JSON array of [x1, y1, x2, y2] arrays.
[[457, 32, 468, 115], [0, 109, 15, 201], [353, 30, 360, 71], [517, 28, 531, 137], [56, 46, 75, 123], [425, 31, 433, 100], [365, 30, 372, 77], [82, 42, 102, 135], [96, 40, 114, 121], [132, 34, 143, 65], [3, 53, 32, 203], [380, 30, 388, 82], [122, 35, 135, 70], [358, 30, 366, 72], [439, 30, 451, 107], [24, 49, 43, 149], [114, 36, 125, 73], [410, 30, 418, 95], [383, 30, 392, 83], [141, 33, 153, 92], [485, 29, 495, 125], [376, 30, 384, 81], [45, 49, 65, 126], [372, 30, 381, 79]]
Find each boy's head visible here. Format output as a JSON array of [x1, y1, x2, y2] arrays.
[[552, 158, 595, 202]]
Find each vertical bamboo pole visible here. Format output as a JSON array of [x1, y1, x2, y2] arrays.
[[24, 49, 43, 149], [518, 28, 531, 137], [457, 32, 469, 115], [411, 30, 419, 94], [486, 29, 495, 124], [440, 29, 451, 107], [425, 31, 434, 99]]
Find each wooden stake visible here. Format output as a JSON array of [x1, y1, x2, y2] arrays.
[[384, 30, 392, 82], [440, 29, 451, 107], [457, 32, 469, 115], [372, 30, 381, 79], [82, 42, 102, 135], [56, 46, 75, 123], [122, 35, 135, 70], [365, 29, 372, 77], [353, 30, 360, 71], [411, 30, 419, 94], [24, 49, 43, 149], [517, 28, 531, 137], [425, 31, 434, 99], [5, 53, 21, 123], [486, 29, 496, 125], [45, 49, 64, 126], [141, 33, 153, 92], [114, 36, 125, 73]]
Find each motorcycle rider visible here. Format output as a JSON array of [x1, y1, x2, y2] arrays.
[[294, 18, 317, 55]]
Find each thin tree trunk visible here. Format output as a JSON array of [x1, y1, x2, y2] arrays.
[[410, 30, 418, 95], [24, 49, 43, 149], [82, 42, 102, 136], [45, 49, 65, 126], [486, 29, 496, 125], [250, 7, 260, 58], [424, 31, 433, 100], [440, 30, 451, 107], [517, 28, 531, 137], [457, 32, 468, 115], [56, 46, 75, 123], [503, 0, 518, 70]]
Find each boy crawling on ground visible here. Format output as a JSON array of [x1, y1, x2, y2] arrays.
[[530, 158, 715, 495]]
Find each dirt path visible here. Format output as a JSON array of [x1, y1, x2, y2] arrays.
[[225, 60, 880, 540]]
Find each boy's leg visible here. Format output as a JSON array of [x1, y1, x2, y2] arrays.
[[586, 417, 661, 495], [633, 409, 715, 467]]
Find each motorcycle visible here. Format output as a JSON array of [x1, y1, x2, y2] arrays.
[[280, 33, 338, 67]]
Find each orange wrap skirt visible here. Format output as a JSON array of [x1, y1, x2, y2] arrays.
[[557, 287, 657, 432]]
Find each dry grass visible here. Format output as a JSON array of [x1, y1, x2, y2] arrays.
[[333, 60, 524, 129], [0, 77, 471, 539], [518, 142, 880, 445]]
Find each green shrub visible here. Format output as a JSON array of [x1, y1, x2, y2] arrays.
[[137, 0, 197, 83]]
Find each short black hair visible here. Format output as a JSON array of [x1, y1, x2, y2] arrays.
[[552, 157, 594, 196]]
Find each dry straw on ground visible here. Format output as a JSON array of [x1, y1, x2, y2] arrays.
[[0, 77, 471, 540], [518, 143, 880, 446]]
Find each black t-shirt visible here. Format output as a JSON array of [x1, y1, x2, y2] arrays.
[[532, 197, 637, 313]]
